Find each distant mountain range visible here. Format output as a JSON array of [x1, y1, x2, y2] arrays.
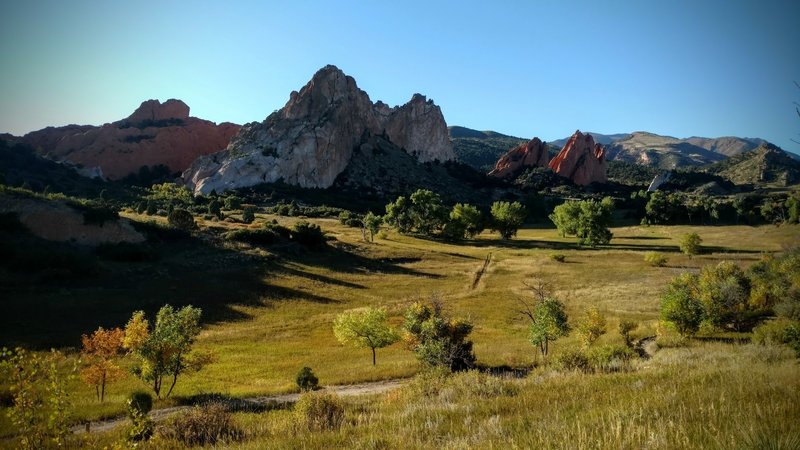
[[450, 126, 788, 172]]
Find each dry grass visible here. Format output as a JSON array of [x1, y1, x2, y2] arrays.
[[2, 218, 799, 444]]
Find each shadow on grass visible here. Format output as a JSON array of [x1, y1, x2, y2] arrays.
[[0, 225, 430, 349], [173, 393, 293, 413]]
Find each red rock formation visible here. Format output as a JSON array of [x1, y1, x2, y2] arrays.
[[19, 99, 240, 180], [548, 130, 607, 185], [488, 137, 549, 178]]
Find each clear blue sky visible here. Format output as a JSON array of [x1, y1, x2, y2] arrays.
[[1, 0, 799, 153]]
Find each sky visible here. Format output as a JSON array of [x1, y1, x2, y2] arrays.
[[1, 0, 799, 154]]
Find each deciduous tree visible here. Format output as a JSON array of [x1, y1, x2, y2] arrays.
[[333, 307, 399, 365], [80, 327, 125, 401]]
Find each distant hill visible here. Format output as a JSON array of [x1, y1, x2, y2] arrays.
[[449, 126, 529, 172], [605, 132, 730, 169], [705, 143, 800, 187], [550, 132, 631, 148]]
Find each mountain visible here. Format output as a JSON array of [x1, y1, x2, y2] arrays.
[[14, 99, 240, 180], [684, 136, 766, 157], [184, 65, 455, 195], [705, 143, 800, 187], [550, 132, 631, 148], [604, 132, 728, 169], [448, 126, 528, 172]]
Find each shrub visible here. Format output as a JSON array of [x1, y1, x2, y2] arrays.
[[660, 273, 704, 336], [224, 196, 242, 210], [160, 402, 242, 447], [241, 206, 256, 224], [557, 348, 591, 373], [644, 252, 668, 267], [225, 227, 282, 246], [753, 319, 800, 357], [126, 391, 154, 444], [167, 208, 196, 231], [550, 253, 566, 263], [403, 299, 476, 371], [294, 391, 345, 431], [338, 211, 362, 228], [291, 221, 326, 249], [208, 199, 222, 218], [679, 232, 702, 258], [588, 344, 635, 373], [296, 367, 319, 391], [577, 307, 607, 347]]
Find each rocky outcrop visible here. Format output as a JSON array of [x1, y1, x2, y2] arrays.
[[548, 130, 607, 185], [183, 65, 454, 195], [0, 195, 145, 246], [487, 137, 549, 178], [19, 99, 240, 180]]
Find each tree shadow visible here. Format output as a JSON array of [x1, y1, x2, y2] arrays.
[[0, 228, 433, 349]]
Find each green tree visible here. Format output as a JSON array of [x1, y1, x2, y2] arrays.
[[402, 298, 475, 371], [697, 261, 752, 331], [207, 199, 222, 219], [384, 196, 414, 233], [296, 367, 319, 391], [445, 203, 484, 240], [362, 212, 382, 242], [660, 273, 704, 336], [490, 201, 527, 239], [123, 305, 210, 398], [333, 307, 399, 365], [577, 307, 607, 347], [527, 298, 570, 357], [679, 232, 702, 258], [549, 198, 613, 246], [241, 206, 256, 224], [409, 189, 448, 236]]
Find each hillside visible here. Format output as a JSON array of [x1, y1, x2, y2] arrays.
[[705, 143, 800, 187], [605, 132, 728, 169], [449, 126, 529, 172]]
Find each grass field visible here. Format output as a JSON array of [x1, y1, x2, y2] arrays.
[[2, 214, 799, 447]]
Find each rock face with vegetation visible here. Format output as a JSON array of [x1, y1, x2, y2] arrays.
[[488, 137, 549, 179], [16, 99, 240, 180], [0, 195, 144, 246], [183, 65, 455, 195], [548, 130, 608, 185]]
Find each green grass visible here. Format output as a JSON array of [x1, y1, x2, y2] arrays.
[[2, 215, 799, 446]]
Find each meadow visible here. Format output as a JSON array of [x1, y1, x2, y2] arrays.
[[2, 212, 799, 448]]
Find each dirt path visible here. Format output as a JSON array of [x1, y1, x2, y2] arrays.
[[73, 378, 406, 435]]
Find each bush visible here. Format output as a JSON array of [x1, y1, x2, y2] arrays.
[[225, 227, 282, 246], [291, 221, 326, 249], [557, 348, 591, 373], [753, 319, 800, 357], [296, 366, 319, 391], [294, 391, 345, 431], [644, 252, 668, 267], [588, 344, 635, 373], [167, 208, 196, 231], [160, 402, 242, 447], [127, 391, 154, 443], [224, 196, 242, 210], [679, 232, 702, 258], [241, 206, 257, 224], [338, 211, 362, 228], [550, 253, 566, 263]]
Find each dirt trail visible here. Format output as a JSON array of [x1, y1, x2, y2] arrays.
[[72, 378, 406, 435]]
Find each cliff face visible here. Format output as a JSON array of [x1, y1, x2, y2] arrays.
[[548, 130, 608, 185], [487, 137, 549, 178], [19, 99, 240, 180], [183, 65, 455, 195]]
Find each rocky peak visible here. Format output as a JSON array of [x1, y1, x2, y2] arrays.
[[127, 99, 190, 123], [488, 137, 549, 178], [548, 130, 608, 185], [183, 65, 454, 195]]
